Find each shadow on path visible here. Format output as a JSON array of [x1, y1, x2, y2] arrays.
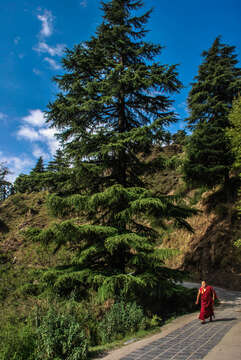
[[212, 317, 237, 322]]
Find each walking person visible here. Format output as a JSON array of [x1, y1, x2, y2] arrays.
[[195, 280, 217, 324]]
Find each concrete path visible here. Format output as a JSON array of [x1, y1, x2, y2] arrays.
[[96, 282, 241, 360]]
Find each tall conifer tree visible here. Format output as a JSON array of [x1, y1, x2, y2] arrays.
[[184, 37, 241, 187], [47, 0, 182, 188], [28, 0, 196, 307]]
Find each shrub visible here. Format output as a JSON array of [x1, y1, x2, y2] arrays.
[[234, 239, 241, 248], [164, 155, 183, 170], [0, 322, 36, 360], [98, 301, 146, 344], [162, 285, 197, 317], [36, 307, 89, 360]]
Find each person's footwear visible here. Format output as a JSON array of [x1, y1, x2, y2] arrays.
[[201, 321, 206, 324]]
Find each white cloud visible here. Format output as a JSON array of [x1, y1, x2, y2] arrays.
[[0, 112, 7, 120], [34, 41, 65, 56], [34, 9, 65, 72], [44, 57, 61, 70], [80, 0, 87, 7], [39, 128, 59, 155], [33, 68, 41, 75], [22, 109, 46, 127], [17, 126, 40, 141], [32, 145, 50, 159], [37, 9, 53, 38], [17, 109, 60, 157], [14, 36, 21, 45], [0, 151, 34, 182], [39, 127, 56, 139]]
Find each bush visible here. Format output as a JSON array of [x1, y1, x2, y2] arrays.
[[0, 322, 36, 360], [36, 307, 89, 360], [234, 239, 241, 248], [164, 155, 183, 170], [98, 301, 146, 344], [162, 285, 197, 316]]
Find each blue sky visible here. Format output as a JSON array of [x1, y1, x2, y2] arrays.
[[0, 0, 240, 181]]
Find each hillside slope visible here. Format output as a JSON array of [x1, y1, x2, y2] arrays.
[[0, 147, 241, 290], [145, 147, 241, 289]]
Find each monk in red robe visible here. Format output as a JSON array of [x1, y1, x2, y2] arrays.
[[195, 281, 217, 324]]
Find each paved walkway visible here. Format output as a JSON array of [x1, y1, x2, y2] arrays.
[[96, 282, 241, 360]]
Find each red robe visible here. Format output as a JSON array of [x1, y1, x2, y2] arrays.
[[199, 285, 217, 321]]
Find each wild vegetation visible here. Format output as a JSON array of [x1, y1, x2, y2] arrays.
[[0, 0, 241, 359]]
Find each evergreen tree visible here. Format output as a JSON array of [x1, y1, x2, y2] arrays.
[[47, 149, 70, 173], [184, 37, 241, 187], [184, 122, 233, 187], [27, 0, 196, 310], [172, 130, 187, 146], [47, 0, 182, 189], [27, 185, 196, 307], [163, 131, 172, 145], [14, 157, 46, 193], [0, 163, 12, 201], [31, 157, 45, 174]]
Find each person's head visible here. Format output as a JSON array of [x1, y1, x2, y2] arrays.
[[201, 280, 207, 288]]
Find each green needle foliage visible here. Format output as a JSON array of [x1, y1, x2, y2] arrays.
[[31, 157, 45, 174], [47, 149, 70, 173], [46, 0, 182, 189], [25, 0, 197, 310], [26, 185, 196, 306], [184, 37, 241, 188]]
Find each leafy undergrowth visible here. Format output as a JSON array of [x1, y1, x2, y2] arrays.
[[0, 274, 197, 360], [0, 187, 198, 360]]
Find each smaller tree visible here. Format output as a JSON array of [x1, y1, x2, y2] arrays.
[[163, 131, 172, 146], [184, 37, 241, 189], [31, 157, 45, 174], [183, 122, 233, 187], [47, 149, 70, 173], [0, 163, 12, 201], [172, 130, 187, 146], [15, 157, 46, 193]]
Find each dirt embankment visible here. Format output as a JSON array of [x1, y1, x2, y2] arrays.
[[162, 185, 241, 290]]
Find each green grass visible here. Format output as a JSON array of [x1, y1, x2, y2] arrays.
[[88, 312, 198, 358]]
